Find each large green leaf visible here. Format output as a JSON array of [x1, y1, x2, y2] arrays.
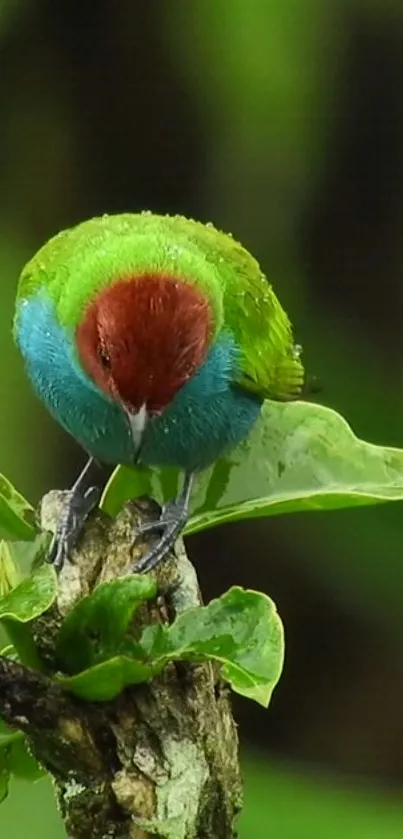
[[100, 402, 403, 535], [0, 474, 35, 541], [57, 585, 283, 707], [186, 401, 403, 534]]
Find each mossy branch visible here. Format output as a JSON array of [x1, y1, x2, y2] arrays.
[[0, 492, 242, 839]]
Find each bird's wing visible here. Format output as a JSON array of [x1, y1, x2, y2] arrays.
[[171, 217, 305, 402], [223, 250, 304, 401]]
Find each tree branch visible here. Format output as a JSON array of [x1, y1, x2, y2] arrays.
[[0, 492, 242, 839]]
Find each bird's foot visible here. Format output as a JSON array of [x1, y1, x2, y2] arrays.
[[131, 499, 189, 574], [48, 485, 100, 571], [131, 473, 194, 574]]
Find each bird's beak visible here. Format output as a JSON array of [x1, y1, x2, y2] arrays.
[[125, 403, 149, 461]]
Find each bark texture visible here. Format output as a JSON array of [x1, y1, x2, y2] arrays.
[[0, 492, 242, 839]]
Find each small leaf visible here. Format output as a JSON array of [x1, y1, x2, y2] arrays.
[[0, 473, 35, 541], [141, 587, 284, 707], [57, 655, 160, 700], [0, 563, 57, 623], [56, 575, 157, 673], [0, 719, 45, 789]]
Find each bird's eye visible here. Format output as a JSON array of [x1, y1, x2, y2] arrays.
[[98, 345, 111, 369]]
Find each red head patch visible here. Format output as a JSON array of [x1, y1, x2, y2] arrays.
[[76, 274, 212, 414]]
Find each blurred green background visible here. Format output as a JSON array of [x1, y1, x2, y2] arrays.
[[2, 0, 403, 836]]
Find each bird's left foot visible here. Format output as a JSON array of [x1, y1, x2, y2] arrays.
[[131, 473, 194, 574]]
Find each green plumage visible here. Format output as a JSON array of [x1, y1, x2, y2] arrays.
[[16, 212, 303, 401]]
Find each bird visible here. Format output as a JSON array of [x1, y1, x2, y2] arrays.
[[14, 212, 304, 572]]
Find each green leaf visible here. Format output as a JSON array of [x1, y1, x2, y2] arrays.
[[141, 587, 284, 707], [17, 532, 52, 573], [0, 473, 35, 541], [56, 575, 157, 673], [101, 402, 403, 536], [57, 655, 160, 700], [1, 618, 44, 671], [0, 718, 23, 749], [185, 401, 403, 534], [0, 564, 57, 623], [100, 465, 154, 516], [0, 718, 44, 794], [58, 586, 283, 707], [0, 565, 57, 669], [100, 464, 178, 517], [8, 737, 45, 781]]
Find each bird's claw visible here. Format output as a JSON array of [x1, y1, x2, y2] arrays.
[[131, 499, 189, 574], [136, 498, 188, 536], [48, 485, 100, 571]]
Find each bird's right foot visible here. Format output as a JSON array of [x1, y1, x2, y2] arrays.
[[48, 485, 100, 571], [47, 457, 100, 571]]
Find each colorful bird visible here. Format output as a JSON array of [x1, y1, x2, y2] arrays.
[[14, 213, 304, 571]]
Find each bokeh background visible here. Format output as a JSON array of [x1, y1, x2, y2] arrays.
[[2, 1, 403, 836]]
